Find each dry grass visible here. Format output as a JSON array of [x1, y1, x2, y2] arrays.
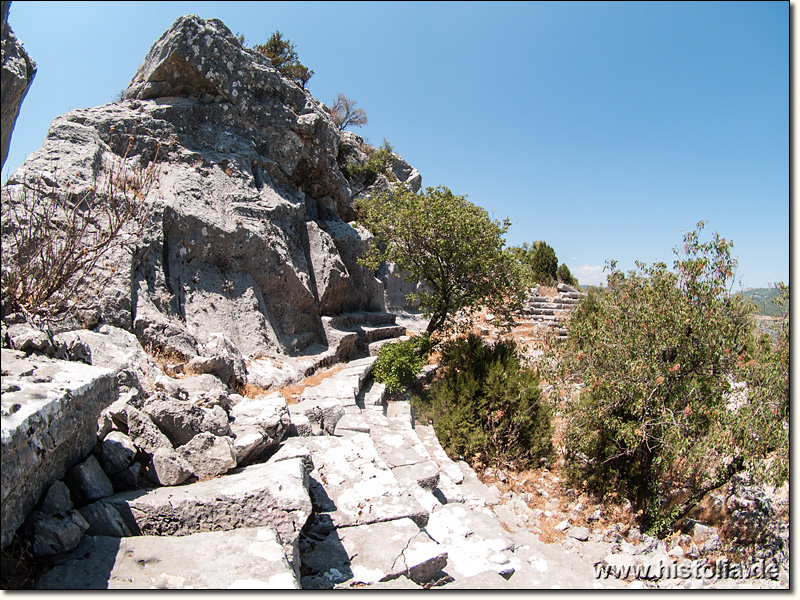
[[239, 381, 274, 399], [537, 285, 558, 298], [278, 363, 346, 405], [143, 342, 188, 371]]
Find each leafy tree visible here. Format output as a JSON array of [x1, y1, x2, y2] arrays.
[[358, 185, 525, 335], [509, 241, 559, 285], [557, 222, 786, 533], [557, 262, 578, 287], [413, 334, 552, 469], [330, 93, 368, 131], [254, 31, 313, 88]]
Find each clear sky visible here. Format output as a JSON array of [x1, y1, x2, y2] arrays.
[[2, 1, 789, 289]]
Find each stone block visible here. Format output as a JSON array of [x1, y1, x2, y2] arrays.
[[37, 526, 299, 589], [1, 349, 117, 548]]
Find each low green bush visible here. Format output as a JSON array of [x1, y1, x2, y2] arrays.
[[372, 334, 433, 393], [343, 139, 396, 184], [415, 334, 552, 470]]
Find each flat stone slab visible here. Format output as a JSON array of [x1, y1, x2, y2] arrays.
[[300, 377, 358, 407], [298, 356, 376, 409], [1, 349, 117, 548], [300, 517, 446, 588], [368, 420, 433, 469], [37, 526, 299, 589], [270, 435, 428, 528], [336, 405, 370, 434], [424, 503, 516, 579], [457, 460, 500, 506], [97, 458, 311, 549], [357, 379, 386, 406], [506, 530, 625, 589]]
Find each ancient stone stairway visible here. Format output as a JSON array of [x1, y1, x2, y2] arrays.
[[33, 347, 626, 589], [276, 357, 626, 589], [522, 283, 586, 342]]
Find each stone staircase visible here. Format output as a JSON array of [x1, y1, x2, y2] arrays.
[[522, 283, 586, 342], [34, 351, 626, 590], [244, 311, 407, 391], [276, 357, 625, 589]]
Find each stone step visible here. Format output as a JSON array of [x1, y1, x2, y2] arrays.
[[502, 530, 625, 589], [413, 423, 465, 486], [336, 404, 371, 435], [297, 356, 376, 408], [527, 308, 555, 316], [37, 526, 300, 589], [557, 283, 581, 294], [269, 434, 429, 529], [357, 378, 387, 407], [88, 458, 311, 575], [424, 502, 518, 579], [299, 517, 447, 589], [359, 324, 407, 343], [367, 335, 409, 357], [323, 312, 399, 330]]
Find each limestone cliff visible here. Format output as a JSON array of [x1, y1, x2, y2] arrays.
[[1, 0, 37, 169], [2, 14, 419, 362]]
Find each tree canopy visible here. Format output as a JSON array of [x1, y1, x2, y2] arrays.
[[357, 185, 525, 334], [509, 241, 559, 286], [557, 262, 578, 287], [254, 31, 313, 88]]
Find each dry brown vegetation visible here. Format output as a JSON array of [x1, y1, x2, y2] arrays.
[[278, 362, 346, 404]]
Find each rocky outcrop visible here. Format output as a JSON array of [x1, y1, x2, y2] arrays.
[[1, 1, 36, 169], [2, 14, 419, 366]]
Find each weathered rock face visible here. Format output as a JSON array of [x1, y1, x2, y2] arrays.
[[1, 1, 36, 169], [2, 14, 418, 362]]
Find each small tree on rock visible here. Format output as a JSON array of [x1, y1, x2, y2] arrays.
[[330, 93, 368, 131], [254, 31, 313, 88]]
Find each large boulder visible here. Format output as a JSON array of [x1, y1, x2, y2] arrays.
[[1, 0, 36, 168]]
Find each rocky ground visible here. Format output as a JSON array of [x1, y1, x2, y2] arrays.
[[0, 303, 789, 590]]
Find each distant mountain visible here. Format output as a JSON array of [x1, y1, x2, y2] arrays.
[[737, 287, 788, 317]]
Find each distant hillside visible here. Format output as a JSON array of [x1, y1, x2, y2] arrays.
[[737, 287, 788, 317]]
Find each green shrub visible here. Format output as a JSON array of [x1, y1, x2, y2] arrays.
[[417, 334, 552, 470], [343, 139, 396, 184], [372, 334, 433, 393], [557, 222, 787, 533]]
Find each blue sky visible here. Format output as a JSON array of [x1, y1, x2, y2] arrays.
[[3, 1, 789, 288]]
